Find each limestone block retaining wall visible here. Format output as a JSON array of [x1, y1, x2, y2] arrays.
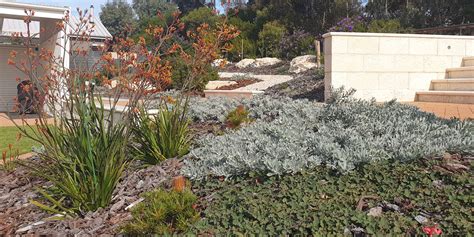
[[323, 32, 474, 101]]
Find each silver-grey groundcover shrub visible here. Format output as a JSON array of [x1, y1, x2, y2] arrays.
[[182, 93, 473, 180]]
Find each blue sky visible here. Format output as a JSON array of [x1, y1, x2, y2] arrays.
[[15, 0, 132, 14], [15, 0, 226, 14]]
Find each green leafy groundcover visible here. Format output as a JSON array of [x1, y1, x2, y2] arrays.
[[191, 157, 473, 235]]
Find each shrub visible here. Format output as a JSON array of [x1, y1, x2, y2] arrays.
[[278, 30, 315, 59], [131, 98, 191, 165], [183, 92, 473, 179], [192, 158, 473, 235], [329, 16, 367, 32], [181, 7, 220, 32], [367, 19, 406, 33], [225, 105, 253, 129], [170, 56, 219, 91], [187, 95, 318, 123], [121, 188, 200, 235], [226, 17, 258, 61], [257, 21, 286, 57]]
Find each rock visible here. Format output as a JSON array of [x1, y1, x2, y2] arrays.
[[415, 215, 429, 224], [212, 59, 228, 67], [135, 180, 144, 189], [385, 203, 400, 212], [253, 57, 282, 67], [432, 180, 444, 189], [367, 206, 383, 217], [235, 58, 256, 68], [110, 199, 125, 212], [289, 55, 318, 74]]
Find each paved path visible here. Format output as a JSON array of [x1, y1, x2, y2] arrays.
[[406, 102, 474, 120]]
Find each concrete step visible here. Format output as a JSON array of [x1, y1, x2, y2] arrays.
[[416, 91, 474, 104], [431, 79, 474, 91], [462, 56, 474, 67], [446, 66, 474, 78]]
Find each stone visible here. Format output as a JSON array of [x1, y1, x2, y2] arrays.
[[385, 203, 400, 212], [415, 215, 429, 224], [110, 199, 125, 212], [289, 55, 318, 74], [367, 206, 383, 217], [135, 180, 144, 189], [235, 58, 256, 68], [212, 59, 228, 67], [253, 57, 282, 67]]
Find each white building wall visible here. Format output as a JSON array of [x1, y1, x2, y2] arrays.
[[323, 32, 474, 102]]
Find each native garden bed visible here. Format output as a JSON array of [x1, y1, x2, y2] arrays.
[[1, 91, 472, 236]]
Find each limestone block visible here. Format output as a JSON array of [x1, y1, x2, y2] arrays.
[[408, 73, 437, 90], [347, 36, 379, 54], [393, 55, 424, 72], [364, 55, 395, 72], [423, 56, 453, 72], [438, 39, 466, 56], [379, 37, 409, 55], [409, 38, 437, 55], [378, 73, 409, 90], [332, 54, 364, 72], [331, 36, 349, 54], [345, 72, 379, 90]]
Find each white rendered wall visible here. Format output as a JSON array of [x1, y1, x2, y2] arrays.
[[323, 32, 474, 102]]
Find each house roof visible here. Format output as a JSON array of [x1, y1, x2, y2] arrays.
[[69, 15, 112, 40]]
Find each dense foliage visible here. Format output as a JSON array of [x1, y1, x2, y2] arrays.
[[183, 93, 473, 179], [121, 188, 199, 234], [101, 0, 474, 60], [192, 157, 473, 235]]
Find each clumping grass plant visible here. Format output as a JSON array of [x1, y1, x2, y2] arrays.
[[131, 98, 192, 165]]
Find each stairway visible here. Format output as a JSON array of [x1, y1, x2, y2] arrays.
[[416, 57, 474, 104]]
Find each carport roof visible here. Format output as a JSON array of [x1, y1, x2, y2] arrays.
[[0, 2, 111, 40]]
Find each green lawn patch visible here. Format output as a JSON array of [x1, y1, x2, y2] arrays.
[[0, 126, 38, 155]]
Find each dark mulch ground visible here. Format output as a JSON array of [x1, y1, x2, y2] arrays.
[[216, 78, 262, 90], [0, 158, 182, 236], [221, 61, 291, 75], [190, 121, 227, 138], [265, 68, 325, 101]]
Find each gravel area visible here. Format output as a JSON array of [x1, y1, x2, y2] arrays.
[[221, 61, 291, 75], [265, 68, 325, 101]]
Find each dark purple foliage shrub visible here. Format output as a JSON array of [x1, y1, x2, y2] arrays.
[[329, 16, 367, 32]]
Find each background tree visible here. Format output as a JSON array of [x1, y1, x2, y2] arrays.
[[173, 0, 206, 14], [100, 0, 136, 38], [132, 0, 178, 20]]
